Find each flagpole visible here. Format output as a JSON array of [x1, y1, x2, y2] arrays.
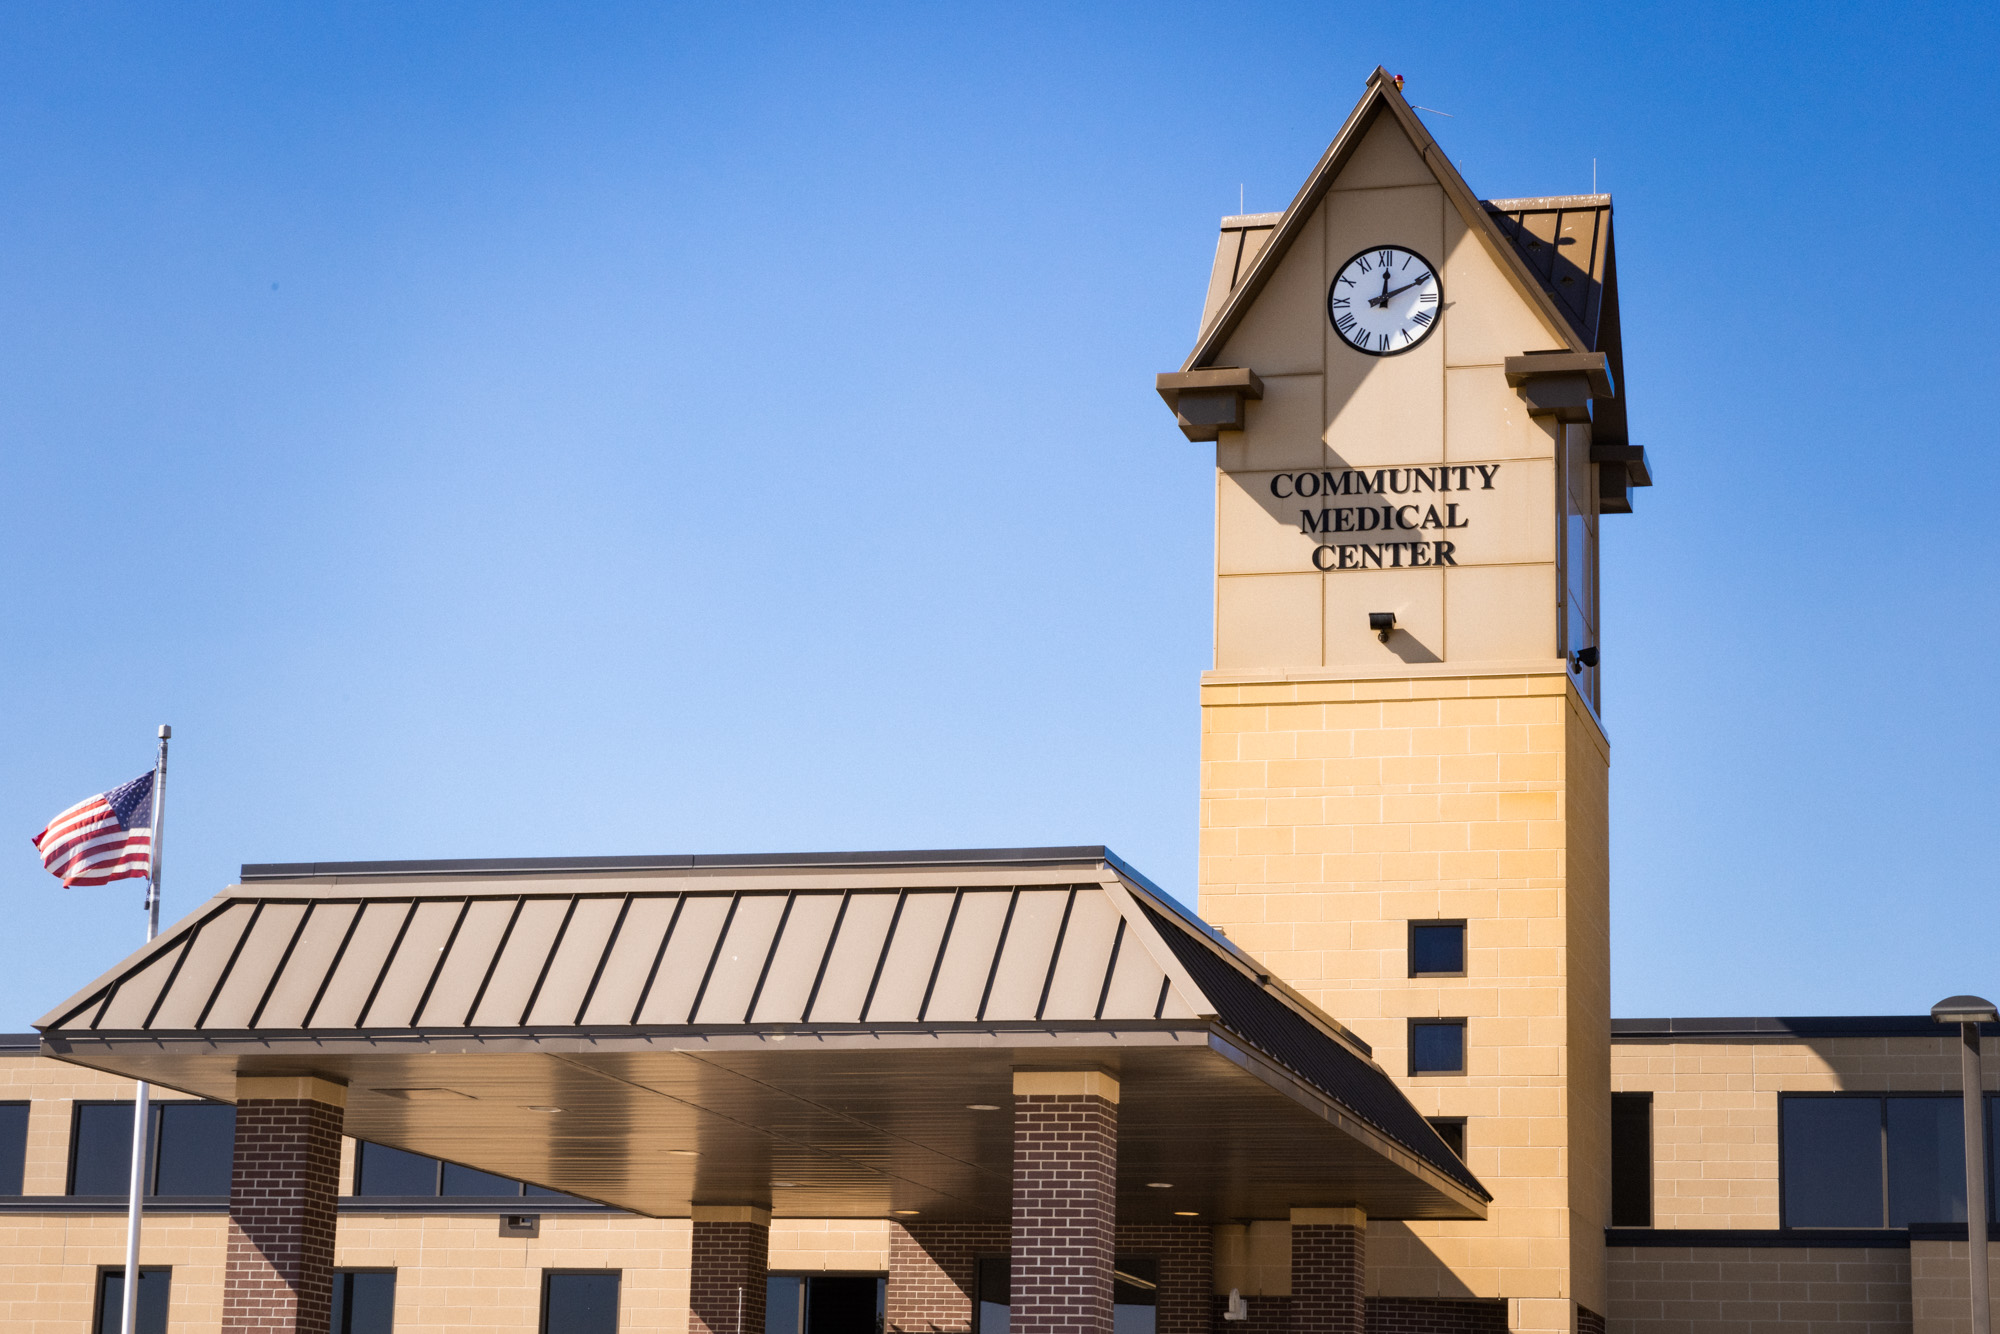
[[119, 724, 168, 1334]]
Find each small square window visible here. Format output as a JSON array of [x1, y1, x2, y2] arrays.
[[1426, 1116, 1467, 1160], [542, 1270, 619, 1334], [1409, 1019, 1467, 1075], [94, 1268, 170, 1334], [332, 1270, 396, 1334], [1409, 922, 1465, 977]]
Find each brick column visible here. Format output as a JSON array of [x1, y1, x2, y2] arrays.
[[689, 1205, 770, 1334], [1012, 1069, 1119, 1334], [887, 1221, 1010, 1333], [1289, 1207, 1364, 1334], [221, 1075, 345, 1334]]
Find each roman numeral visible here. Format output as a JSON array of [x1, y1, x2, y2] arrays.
[[1357, 255, 1373, 273], [1412, 310, 1433, 326], [1378, 250, 1394, 267], [1338, 277, 1355, 288], [1401, 254, 1413, 269], [1330, 296, 1350, 308], [1419, 291, 1438, 303], [1377, 332, 1390, 351], [1335, 313, 1357, 333]]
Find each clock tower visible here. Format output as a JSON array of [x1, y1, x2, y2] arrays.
[[1158, 69, 1650, 1333]]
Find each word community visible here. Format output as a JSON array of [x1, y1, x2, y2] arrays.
[[1271, 464, 1502, 574]]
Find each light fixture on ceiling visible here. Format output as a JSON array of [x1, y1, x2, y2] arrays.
[[967, 1104, 1000, 1111], [1174, 1211, 1200, 1217], [773, 1181, 800, 1188], [669, 1149, 700, 1157], [528, 1105, 564, 1113], [1146, 1182, 1174, 1189], [891, 1209, 921, 1216]]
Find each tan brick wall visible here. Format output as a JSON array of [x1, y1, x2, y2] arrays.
[[1607, 1245, 1910, 1334], [1909, 1238, 2000, 1334], [337, 1212, 691, 1332], [1199, 669, 1606, 1327], [1610, 1036, 2000, 1230]]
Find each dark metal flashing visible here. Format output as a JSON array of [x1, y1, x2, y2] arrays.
[[0, 1033, 40, 1054], [1607, 1228, 1911, 1249], [242, 845, 1126, 881], [1613, 1016, 1997, 1040], [0, 1196, 622, 1217]]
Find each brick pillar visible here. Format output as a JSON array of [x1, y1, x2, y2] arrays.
[[1011, 1070, 1119, 1334], [689, 1205, 770, 1334], [887, 1221, 1011, 1333], [220, 1075, 345, 1334], [1289, 1208, 1364, 1334]]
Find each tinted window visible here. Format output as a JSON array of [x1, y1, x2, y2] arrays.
[[976, 1257, 1009, 1334], [1610, 1094, 1652, 1227], [441, 1161, 522, 1196], [153, 1103, 235, 1196], [0, 1102, 27, 1195], [1113, 1255, 1157, 1334], [1427, 1117, 1466, 1161], [1888, 1097, 1966, 1226], [1409, 923, 1465, 976], [804, 1276, 880, 1334], [356, 1143, 440, 1197], [73, 1103, 139, 1195], [95, 1268, 170, 1334], [1409, 1021, 1465, 1075], [766, 1277, 802, 1334], [1783, 1097, 1884, 1227], [543, 1271, 619, 1334], [332, 1270, 396, 1334]]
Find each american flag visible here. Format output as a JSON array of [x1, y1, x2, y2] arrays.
[[32, 771, 156, 887]]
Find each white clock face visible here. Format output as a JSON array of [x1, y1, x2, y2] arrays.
[[1328, 246, 1441, 356]]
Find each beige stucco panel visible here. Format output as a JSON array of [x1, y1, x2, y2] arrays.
[[1440, 207, 1567, 368], [1445, 366, 1547, 463], [1220, 199, 1325, 377], [1219, 371, 1328, 473], [1444, 564, 1559, 662], [1327, 112, 1436, 192], [1219, 459, 1548, 580], [1323, 567, 1444, 667], [1318, 187, 1447, 467], [1216, 572, 1322, 670]]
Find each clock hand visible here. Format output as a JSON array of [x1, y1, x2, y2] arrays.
[[1370, 277, 1429, 307]]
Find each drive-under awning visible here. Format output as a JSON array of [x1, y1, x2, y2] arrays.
[[37, 846, 1487, 1224]]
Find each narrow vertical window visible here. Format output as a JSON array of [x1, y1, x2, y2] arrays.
[[1113, 1255, 1159, 1334], [0, 1102, 28, 1195], [976, 1257, 1010, 1334], [765, 1277, 803, 1334], [1781, 1096, 1885, 1227], [1610, 1093, 1652, 1226]]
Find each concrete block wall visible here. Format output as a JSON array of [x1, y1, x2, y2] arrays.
[[1606, 1245, 1911, 1334]]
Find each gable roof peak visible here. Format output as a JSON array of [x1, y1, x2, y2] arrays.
[[1183, 70, 1596, 373]]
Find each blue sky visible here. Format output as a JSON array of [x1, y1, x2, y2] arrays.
[[3, 3, 1996, 1028]]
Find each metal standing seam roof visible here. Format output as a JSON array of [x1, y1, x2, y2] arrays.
[[37, 848, 1484, 1201]]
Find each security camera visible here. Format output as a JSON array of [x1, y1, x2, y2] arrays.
[[1569, 645, 1600, 672], [1368, 612, 1396, 643]]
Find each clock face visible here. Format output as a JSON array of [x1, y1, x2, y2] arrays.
[[1328, 246, 1441, 356]]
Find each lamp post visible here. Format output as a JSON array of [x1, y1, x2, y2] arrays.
[[1933, 995, 1998, 1334]]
